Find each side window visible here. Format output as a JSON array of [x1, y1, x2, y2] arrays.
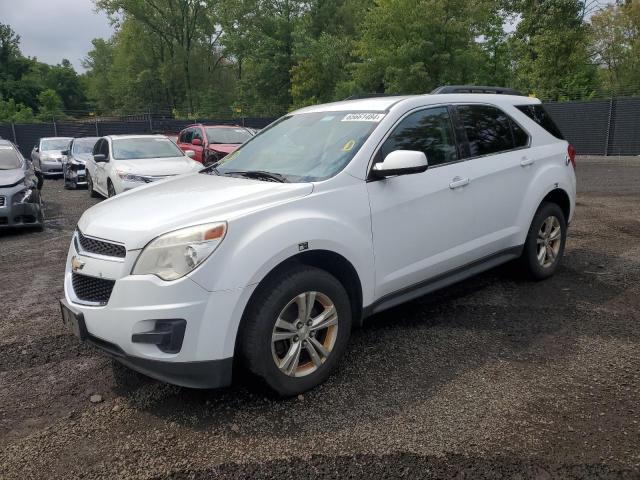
[[192, 128, 203, 143], [511, 120, 529, 148], [456, 105, 515, 157], [379, 106, 458, 167], [180, 128, 194, 144], [516, 104, 564, 139], [100, 139, 110, 158], [92, 139, 102, 155]]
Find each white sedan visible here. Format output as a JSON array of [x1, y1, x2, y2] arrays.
[[86, 134, 202, 198]]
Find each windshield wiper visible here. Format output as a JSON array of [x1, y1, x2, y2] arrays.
[[200, 162, 221, 175], [223, 170, 289, 183]]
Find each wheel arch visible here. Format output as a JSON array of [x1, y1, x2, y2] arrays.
[[540, 188, 571, 222], [235, 249, 365, 357]]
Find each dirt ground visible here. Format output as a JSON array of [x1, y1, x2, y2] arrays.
[[1, 156, 639, 479]]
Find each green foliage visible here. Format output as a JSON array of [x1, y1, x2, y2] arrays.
[[1, 0, 639, 124], [0, 22, 87, 120], [590, 1, 640, 96], [509, 0, 600, 100]]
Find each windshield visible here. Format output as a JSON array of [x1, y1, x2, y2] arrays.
[[216, 112, 382, 182], [112, 137, 185, 160], [72, 137, 99, 154], [205, 127, 252, 144], [41, 138, 71, 151], [0, 146, 21, 170]]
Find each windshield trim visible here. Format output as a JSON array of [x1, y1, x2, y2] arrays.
[[215, 111, 379, 183]]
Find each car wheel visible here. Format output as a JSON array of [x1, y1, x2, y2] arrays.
[[520, 201, 567, 280], [87, 172, 100, 198], [204, 152, 220, 167], [107, 179, 116, 198], [239, 265, 352, 396]]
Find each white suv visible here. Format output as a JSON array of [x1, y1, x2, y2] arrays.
[[60, 91, 576, 396]]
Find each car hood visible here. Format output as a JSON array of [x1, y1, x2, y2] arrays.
[[41, 150, 64, 158], [0, 168, 24, 187], [72, 153, 92, 162], [207, 144, 240, 154], [112, 156, 201, 176], [78, 173, 314, 249]]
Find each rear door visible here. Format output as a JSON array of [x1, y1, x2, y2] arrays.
[[453, 104, 533, 256]]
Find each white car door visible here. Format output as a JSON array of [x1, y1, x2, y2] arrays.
[[95, 138, 110, 195], [366, 106, 476, 299], [453, 104, 533, 256]]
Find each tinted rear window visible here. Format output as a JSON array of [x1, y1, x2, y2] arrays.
[[516, 105, 564, 139], [456, 105, 515, 157]]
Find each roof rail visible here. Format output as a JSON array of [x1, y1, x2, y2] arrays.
[[343, 93, 406, 100], [431, 85, 524, 96]]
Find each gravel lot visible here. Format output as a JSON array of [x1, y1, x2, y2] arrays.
[[1, 156, 639, 479]]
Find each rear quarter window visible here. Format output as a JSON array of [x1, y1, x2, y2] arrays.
[[516, 105, 564, 140]]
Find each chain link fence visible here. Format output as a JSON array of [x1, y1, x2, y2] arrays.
[[1, 98, 639, 157]]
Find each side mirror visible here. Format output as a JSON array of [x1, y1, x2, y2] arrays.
[[372, 150, 428, 178], [93, 153, 107, 162], [184, 150, 196, 158], [34, 146, 39, 152], [191, 138, 202, 146]]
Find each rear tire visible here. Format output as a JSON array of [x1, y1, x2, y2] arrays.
[[87, 172, 100, 198], [239, 265, 352, 396], [519, 201, 567, 280]]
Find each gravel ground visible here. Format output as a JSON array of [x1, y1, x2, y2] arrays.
[[1, 156, 639, 479]]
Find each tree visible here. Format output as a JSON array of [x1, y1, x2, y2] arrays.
[[350, 0, 491, 95], [95, 0, 218, 114], [510, 0, 599, 100], [37, 89, 65, 120], [590, 1, 640, 96]]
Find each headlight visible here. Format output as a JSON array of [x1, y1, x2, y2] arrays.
[[117, 171, 147, 183], [13, 188, 35, 204], [131, 222, 227, 281]]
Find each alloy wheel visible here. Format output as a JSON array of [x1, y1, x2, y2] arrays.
[[271, 291, 338, 377], [537, 215, 562, 268]]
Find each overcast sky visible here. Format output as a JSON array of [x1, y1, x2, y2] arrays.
[[0, 0, 114, 72]]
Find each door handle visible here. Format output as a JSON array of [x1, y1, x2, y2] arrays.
[[449, 176, 470, 189], [520, 158, 534, 167]]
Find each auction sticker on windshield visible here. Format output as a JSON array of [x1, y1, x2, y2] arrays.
[[341, 113, 386, 122]]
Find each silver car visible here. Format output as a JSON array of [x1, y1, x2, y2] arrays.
[[31, 137, 73, 176], [0, 140, 44, 230]]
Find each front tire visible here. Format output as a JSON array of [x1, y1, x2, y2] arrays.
[[107, 179, 116, 198], [239, 265, 352, 396], [87, 172, 100, 198], [520, 201, 567, 280]]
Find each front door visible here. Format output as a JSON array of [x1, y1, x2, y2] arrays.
[[366, 106, 476, 299]]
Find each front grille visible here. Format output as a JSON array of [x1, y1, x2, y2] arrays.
[[0, 196, 4, 206], [72, 273, 115, 305], [76, 230, 126, 258]]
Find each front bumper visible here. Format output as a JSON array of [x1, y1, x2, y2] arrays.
[[65, 164, 87, 185], [41, 160, 63, 174], [0, 185, 43, 228], [62, 235, 251, 388]]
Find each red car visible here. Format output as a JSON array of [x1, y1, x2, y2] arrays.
[[176, 124, 255, 165]]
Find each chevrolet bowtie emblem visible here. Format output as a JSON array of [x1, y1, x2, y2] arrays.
[[71, 256, 85, 272]]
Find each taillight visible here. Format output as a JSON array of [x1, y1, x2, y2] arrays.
[[567, 144, 576, 168]]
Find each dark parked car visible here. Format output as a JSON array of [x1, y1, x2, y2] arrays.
[[62, 137, 100, 189], [0, 139, 44, 230]]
